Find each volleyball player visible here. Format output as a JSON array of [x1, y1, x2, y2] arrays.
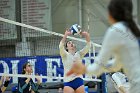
[[0, 76, 10, 93], [18, 62, 41, 93], [59, 29, 90, 93], [67, 0, 140, 92]]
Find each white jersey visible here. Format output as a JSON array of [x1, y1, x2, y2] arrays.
[[111, 72, 130, 93], [59, 41, 90, 82], [86, 22, 140, 93]]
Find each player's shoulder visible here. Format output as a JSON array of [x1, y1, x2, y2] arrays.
[[108, 22, 127, 33]]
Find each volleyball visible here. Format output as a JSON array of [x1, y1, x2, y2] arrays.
[[70, 24, 81, 35]]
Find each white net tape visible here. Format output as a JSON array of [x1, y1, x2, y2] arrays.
[[0, 73, 102, 82]]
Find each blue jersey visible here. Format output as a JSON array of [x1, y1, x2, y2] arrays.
[[18, 77, 39, 93]]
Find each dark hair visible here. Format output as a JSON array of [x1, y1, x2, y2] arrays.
[[22, 62, 29, 74], [108, 0, 140, 38], [65, 40, 72, 52]]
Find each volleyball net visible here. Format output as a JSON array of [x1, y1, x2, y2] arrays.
[[0, 17, 102, 83]]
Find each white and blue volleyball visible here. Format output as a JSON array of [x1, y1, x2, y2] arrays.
[[70, 24, 81, 35]]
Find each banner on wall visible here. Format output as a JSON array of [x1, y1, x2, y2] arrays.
[[0, 55, 96, 83], [21, 0, 52, 37], [0, 0, 17, 40]]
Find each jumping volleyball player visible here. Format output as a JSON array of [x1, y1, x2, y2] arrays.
[[67, 0, 140, 92], [59, 29, 90, 93]]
